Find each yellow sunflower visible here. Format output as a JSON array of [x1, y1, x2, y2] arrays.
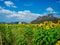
[[18, 28, 22, 31], [38, 23, 43, 28], [58, 20, 60, 24], [18, 24, 21, 26], [56, 43, 60, 45], [56, 40, 60, 45], [32, 28, 36, 32], [50, 23, 57, 28], [57, 40, 60, 44], [46, 26, 50, 30], [25, 24, 30, 27], [49, 21, 53, 24], [57, 20, 60, 26], [5, 24, 9, 28], [34, 24, 38, 27], [44, 21, 49, 25]]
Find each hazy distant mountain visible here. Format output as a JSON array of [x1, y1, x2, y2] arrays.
[[31, 14, 60, 24], [0, 21, 27, 24]]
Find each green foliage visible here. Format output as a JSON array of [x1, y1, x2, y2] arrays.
[[0, 24, 60, 45]]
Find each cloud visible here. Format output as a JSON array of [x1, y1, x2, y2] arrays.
[[0, 6, 42, 22], [53, 11, 58, 14], [46, 7, 53, 12], [46, 7, 58, 14], [4, 1, 17, 8], [7, 10, 42, 22]]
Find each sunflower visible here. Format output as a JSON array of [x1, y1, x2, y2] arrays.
[[32, 28, 36, 32], [57, 40, 60, 44], [57, 21, 60, 26], [56, 40, 60, 45], [38, 23, 43, 28], [58, 20, 60, 25], [18, 28, 22, 31], [50, 23, 57, 28], [34, 24, 38, 27], [25, 24, 30, 27], [46, 26, 50, 30], [18, 24, 21, 26], [44, 21, 49, 25], [5, 24, 9, 28], [56, 43, 60, 45], [49, 21, 53, 24]]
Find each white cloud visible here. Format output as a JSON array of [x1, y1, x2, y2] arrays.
[[7, 10, 42, 22], [0, 6, 42, 22], [4, 1, 17, 8], [0, 6, 59, 22], [46, 7, 53, 12], [53, 11, 58, 14], [46, 7, 58, 14]]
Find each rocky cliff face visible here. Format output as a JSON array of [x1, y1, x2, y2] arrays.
[[31, 14, 60, 24]]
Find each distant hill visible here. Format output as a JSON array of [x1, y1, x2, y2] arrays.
[[31, 14, 60, 24], [0, 21, 27, 24]]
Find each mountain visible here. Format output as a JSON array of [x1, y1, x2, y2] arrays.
[[0, 21, 27, 24], [31, 14, 60, 24]]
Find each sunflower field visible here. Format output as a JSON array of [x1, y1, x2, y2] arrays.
[[0, 20, 60, 45]]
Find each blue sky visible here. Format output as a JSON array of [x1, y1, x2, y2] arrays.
[[0, 0, 60, 23]]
